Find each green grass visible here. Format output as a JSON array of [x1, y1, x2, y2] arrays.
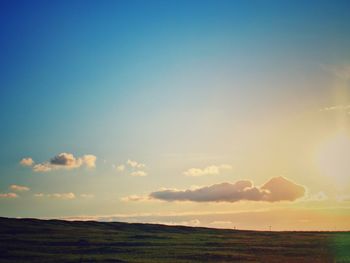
[[0, 217, 349, 262], [331, 233, 350, 263]]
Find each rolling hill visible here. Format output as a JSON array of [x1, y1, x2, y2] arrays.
[[0, 217, 349, 262]]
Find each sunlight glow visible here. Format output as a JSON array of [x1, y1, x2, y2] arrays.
[[316, 132, 350, 183]]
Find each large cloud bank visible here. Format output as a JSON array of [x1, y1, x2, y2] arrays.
[[150, 176, 305, 203]]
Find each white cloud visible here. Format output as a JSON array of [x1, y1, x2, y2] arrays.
[[82, 155, 97, 168], [183, 164, 232, 177], [80, 194, 94, 198], [0, 193, 18, 198], [51, 193, 76, 200], [116, 164, 125, 172], [20, 157, 34, 167], [129, 170, 147, 177], [121, 195, 150, 202], [319, 104, 350, 115], [10, 184, 30, 192], [306, 192, 328, 202], [34, 192, 95, 199], [324, 64, 350, 79], [34, 192, 76, 200], [31, 153, 97, 172], [127, 159, 145, 169], [115, 160, 147, 176], [33, 163, 53, 172], [320, 105, 350, 111]]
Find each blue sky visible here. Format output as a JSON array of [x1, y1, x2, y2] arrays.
[[1, 0, 350, 230]]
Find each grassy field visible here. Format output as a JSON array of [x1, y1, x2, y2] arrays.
[[0, 217, 349, 262]]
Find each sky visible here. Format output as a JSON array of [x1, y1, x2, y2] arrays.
[[1, 0, 350, 231]]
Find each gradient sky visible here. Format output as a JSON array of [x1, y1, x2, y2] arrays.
[[1, 0, 350, 230]]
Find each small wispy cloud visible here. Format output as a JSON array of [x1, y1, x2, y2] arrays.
[[34, 192, 94, 200], [121, 195, 151, 202], [0, 193, 18, 198], [305, 191, 328, 202], [127, 159, 146, 169], [324, 64, 350, 80], [80, 194, 94, 198], [115, 159, 147, 176], [33, 163, 53, 172], [34, 192, 76, 200], [116, 164, 125, 172], [24, 153, 97, 172], [129, 171, 147, 177], [20, 157, 34, 167], [319, 104, 350, 114], [183, 164, 232, 177], [10, 184, 30, 192], [320, 105, 350, 111]]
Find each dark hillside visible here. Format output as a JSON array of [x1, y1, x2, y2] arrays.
[[0, 217, 348, 262]]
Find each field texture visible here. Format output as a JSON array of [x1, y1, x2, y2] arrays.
[[0, 217, 349, 262]]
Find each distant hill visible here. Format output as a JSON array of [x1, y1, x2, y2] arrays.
[[0, 217, 349, 262]]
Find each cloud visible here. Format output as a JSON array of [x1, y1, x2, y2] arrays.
[[319, 104, 350, 115], [305, 191, 328, 202], [115, 159, 147, 176], [324, 64, 350, 79], [20, 157, 34, 166], [31, 153, 97, 172], [0, 193, 18, 198], [50, 153, 82, 167], [260, 176, 306, 202], [34, 192, 76, 200], [80, 194, 94, 198], [149, 176, 305, 203], [51, 193, 76, 200], [116, 164, 125, 172], [33, 163, 53, 172], [82, 155, 97, 168], [320, 105, 350, 111], [150, 180, 263, 202], [129, 170, 147, 177], [183, 164, 232, 176], [121, 195, 150, 202], [127, 159, 145, 169], [34, 192, 94, 199], [9, 184, 30, 192]]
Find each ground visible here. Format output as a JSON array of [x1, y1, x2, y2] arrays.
[[0, 217, 349, 262]]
